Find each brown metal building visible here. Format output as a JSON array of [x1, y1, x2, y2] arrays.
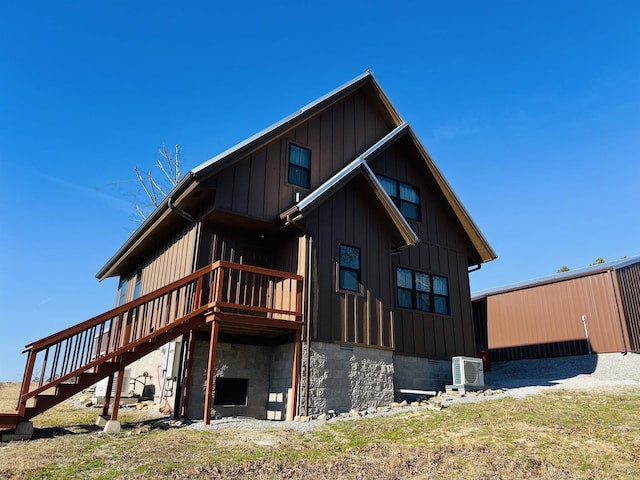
[[472, 256, 640, 361]]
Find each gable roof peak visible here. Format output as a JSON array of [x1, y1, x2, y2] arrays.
[[190, 70, 402, 179]]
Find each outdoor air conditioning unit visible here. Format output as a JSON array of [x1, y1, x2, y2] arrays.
[[452, 356, 485, 388]]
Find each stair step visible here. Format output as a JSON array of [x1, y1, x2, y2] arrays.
[[0, 413, 19, 430], [33, 395, 59, 412], [97, 362, 118, 374]]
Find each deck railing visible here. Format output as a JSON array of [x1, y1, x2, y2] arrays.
[[16, 261, 303, 416]]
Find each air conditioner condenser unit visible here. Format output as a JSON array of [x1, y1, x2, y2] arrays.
[[451, 356, 485, 388]]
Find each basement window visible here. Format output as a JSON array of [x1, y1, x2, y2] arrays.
[[214, 377, 248, 406]]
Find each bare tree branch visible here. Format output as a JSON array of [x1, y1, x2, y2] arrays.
[[132, 144, 184, 221]]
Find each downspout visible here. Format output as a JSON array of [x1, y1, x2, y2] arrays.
[[282, 214, 313, 416], [168, 196, 196, 223], [608, 269, 628, 354], [304, 235, 313, 416]]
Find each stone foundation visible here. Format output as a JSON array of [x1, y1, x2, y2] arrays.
[[306, 342, 394, 415]]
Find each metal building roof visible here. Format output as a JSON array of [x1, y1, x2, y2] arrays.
[[472, 254, 640, 300]]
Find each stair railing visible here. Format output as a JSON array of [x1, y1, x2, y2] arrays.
[[16, 261, 303, 418]]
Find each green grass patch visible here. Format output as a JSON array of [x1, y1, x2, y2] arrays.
[[2, 389, 640, 479]]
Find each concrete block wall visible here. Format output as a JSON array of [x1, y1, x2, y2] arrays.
[[184, 340, 271, 420], [393, 355, 451, 399], [307, 342, 394, 415], [267, 343, 294, 420]]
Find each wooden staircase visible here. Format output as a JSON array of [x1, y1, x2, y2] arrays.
[[0, 261, 303, 432]]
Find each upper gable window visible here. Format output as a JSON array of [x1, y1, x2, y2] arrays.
[[338, 244, 360, 292], [377, 175, 421, 221], [289, 144, 311, 189]]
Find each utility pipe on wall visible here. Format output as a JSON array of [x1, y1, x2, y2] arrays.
[[581, 315, 592, 356]]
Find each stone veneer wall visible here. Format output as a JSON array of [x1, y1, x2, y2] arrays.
[[392, 355, 452, 399], [306, 342, 395, 415]]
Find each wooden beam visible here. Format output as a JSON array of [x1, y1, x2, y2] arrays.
[[101, 374, 115, 417], [203, 319, 219, 425], [287, 330, 302, 421], [210, 312, 303, 331], [111, 365, 126, 421], [180, 329, 197, 419]]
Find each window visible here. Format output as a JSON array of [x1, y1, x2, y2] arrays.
[[396, 267, 449, 314], [214, 377, 248, 406], [133, 272, 142, 299], [338, 244, 360, 292], [288, 144, 311, 188], [377, 175, 421, 221], [117, 278, 128, 306]]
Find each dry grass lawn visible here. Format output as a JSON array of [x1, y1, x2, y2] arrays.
[[1, 382, 639, 479]]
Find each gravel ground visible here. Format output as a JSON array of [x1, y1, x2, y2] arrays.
[[184, 352, 640, 433]]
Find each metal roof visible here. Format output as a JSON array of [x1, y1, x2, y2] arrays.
[[191, 70, 403, 179], [96, 71, 399, 280], [472, 254, 640, 300], [97, 71, 495, 279]]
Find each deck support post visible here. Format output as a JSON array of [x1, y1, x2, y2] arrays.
[[203, 318, 219, 425], [287, 329, 302, 421], [111, 365, 125, 422], [101, 373, 115, 417], [180, 329, 197, 419]]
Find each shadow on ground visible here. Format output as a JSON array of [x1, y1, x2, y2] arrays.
[[484, 354, 598, 390]]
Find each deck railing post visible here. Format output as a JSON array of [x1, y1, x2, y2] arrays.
[[17, 350, 37, 416]]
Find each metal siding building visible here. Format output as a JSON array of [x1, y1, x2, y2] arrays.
[[472, 257, 640, 361]]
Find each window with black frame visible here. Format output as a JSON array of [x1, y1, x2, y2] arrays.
[[288, 144, 311, 188], [377, 174, 421, 221], [396, 267, 449, 314], [338, 244, 360, 292]]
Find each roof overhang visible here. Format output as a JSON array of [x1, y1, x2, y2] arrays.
[[96, 71, 403, 280], [281, 123, 496, 264], [96, 173, 198, 279], [402, 126, 497, 264]]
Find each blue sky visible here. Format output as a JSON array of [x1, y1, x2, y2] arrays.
[[1, 1, 638, 381]]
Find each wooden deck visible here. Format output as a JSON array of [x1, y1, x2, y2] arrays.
[[1, 261, 303, 432]]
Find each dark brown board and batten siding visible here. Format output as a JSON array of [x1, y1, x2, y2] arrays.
[[213, 91, 396, 222], [121, 223, 199, 302], [367, 139, 479, 359], [304, 179, 398, 349], [303, 166, 477, 360]]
